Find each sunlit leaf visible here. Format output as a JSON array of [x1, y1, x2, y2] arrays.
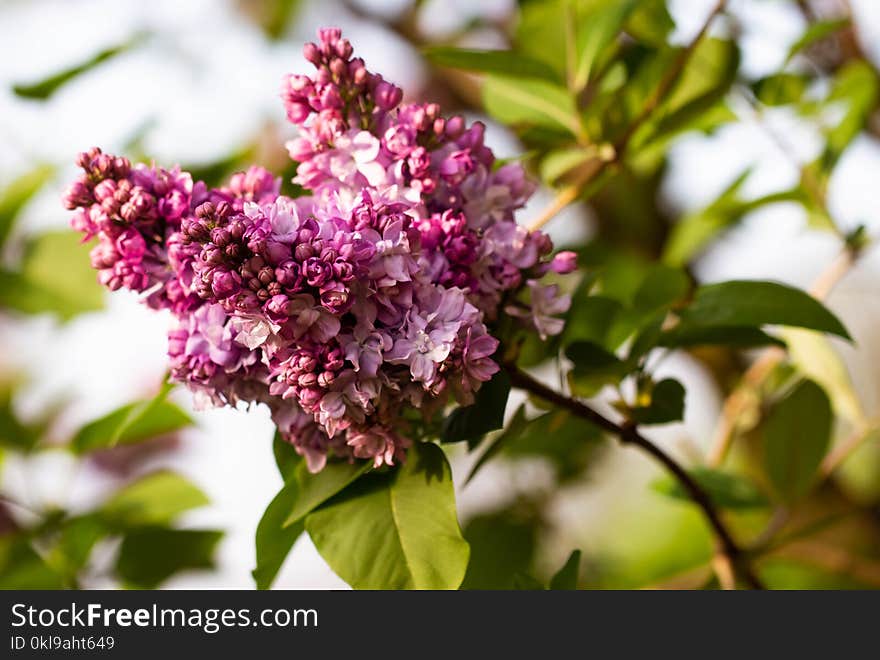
[[482, 75, 581, 136], [306, 442, 469, 589], [283, 460, 369, 527]]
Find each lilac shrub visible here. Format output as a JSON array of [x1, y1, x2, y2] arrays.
[[63, 28, 576, 473]]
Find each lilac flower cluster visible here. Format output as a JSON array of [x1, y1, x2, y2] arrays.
[[64, 29, 576, 472]]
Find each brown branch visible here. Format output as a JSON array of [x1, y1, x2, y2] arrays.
[[505, 365, 766, 590]]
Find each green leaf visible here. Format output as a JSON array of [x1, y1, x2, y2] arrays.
[[253, 0, 303, 40], [628, 378, 685, 425], [571, 0, 636, 90], [512, 572, 546, 590], [305, 442, 469, 589], [549, 549, 581, 590], [461, 510, 537, 590], [253, 479, 304, 590], [680, 280, 850, 339], [515, 0, 568, 75], [48, 514, 107, 581], [624, 0, 675, 47], [786, 18, 850, 62], [782, 328, 864, 425], [632, 264, 689, 315], [115, 528, 222, 589], [503, 408, 603, 481], [646, 38, 740, 144], [283, 460, 370, 527], [753, 73, 810, 107], [101, 471, 209, 528], [764, 379, 833, 502], [273, 430, 302, 480], [465, 404, 530, 485], [658, 324, 785, 349], [566, 341, 631, 395], [482, 75, 581, 136], [814, 61, 879, 177], [653, 467, 769, 509], [442, 371, 510, 445], [563, 294, 624, 349], [0, 165, 55, 249], [0, 231, 104, 319], [0, 535, 65, 589], [13, 35, 146, 100], [423, 47, 559, 82], [71, 383, 193, 453]]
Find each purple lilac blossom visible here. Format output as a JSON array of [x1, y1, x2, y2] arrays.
[[64, 28, 576, 472]]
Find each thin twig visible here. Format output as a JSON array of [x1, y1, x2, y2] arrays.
[[505, 364, 765, 589]]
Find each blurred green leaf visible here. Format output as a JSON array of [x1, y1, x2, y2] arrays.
[[482, 75, 581, 136], [571, 0, 636, 90], [0, 535, 64, 589], [624, 0, 675, 47], [566, 340, 630, 395], [549, 549, 581, 590], [253, 478, 304, 590], [0, 231, 104, 320], [783, 328, 864, 425], [116, 528, 222, 589], [0, 165, 55, 249], [72, 383, 193, 453], [423, 47, 559, 82], [653, 467, 769, 509], [442, 371, 510, 445], [465, 404, 530, 485], [503, 408, 603, 480], [753, 73, 810, 107], [101, 471, 209, 528], [680, 280, 850, 339], [658, 324, 785, 349], [786, 18, 850, 62], [0, 381, 40, 452], [628, 378, 685, 425], [812, 61, 879, 182], [13, 34, 146, 100], [461, 510, 537, 590], [663, 169, 801, 266], [252, 0, 303, 40], [639, 38, 739, 147], [48, 514, 106, 581], [283, 460, 369, 527], [764, 379, 832, 502], [306, 442, 469, 589]]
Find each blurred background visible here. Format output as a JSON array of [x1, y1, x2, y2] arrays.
[[1, 0, 879, 588]]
